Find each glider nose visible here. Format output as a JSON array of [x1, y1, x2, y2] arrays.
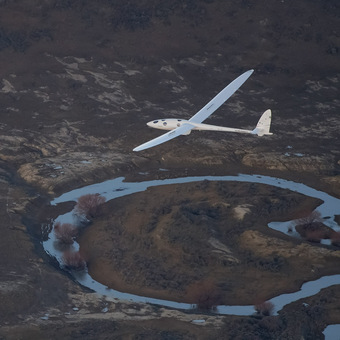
[[147, 120, 159, 127]]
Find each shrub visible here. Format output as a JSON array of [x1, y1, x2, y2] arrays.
[[74, 193, 106, 220], [62, 251, 86, 270], [54, 222, 78, 244], [296, 211, 322, 231], [112, 4, 152, 31], [295, 211, 331, 242], [305, 229, 323, 243], [254, 301, 275, 316], [331, 231, 340, 247], [196, 290, 221, 311], [259, 316, 281, 331], [306, 304, 324, 320], [188, 280, 222, 311]]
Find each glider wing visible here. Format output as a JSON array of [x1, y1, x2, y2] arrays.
[[133, 122, 195, 152], [189, 69, 254, 124]]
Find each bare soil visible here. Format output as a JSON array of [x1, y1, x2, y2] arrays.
[[0, 0, 340, 339]]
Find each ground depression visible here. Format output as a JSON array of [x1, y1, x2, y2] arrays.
[[76, 180, 339, 307]]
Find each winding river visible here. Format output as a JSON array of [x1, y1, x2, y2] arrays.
[[43, 173, 340, 335]]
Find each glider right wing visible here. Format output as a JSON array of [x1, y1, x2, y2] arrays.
[[133, 122, 195, 152], [189, 69, 254, 124]]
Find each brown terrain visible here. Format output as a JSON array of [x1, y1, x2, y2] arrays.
[[80, 182, 337, 304], [1, 0, 340, 339]]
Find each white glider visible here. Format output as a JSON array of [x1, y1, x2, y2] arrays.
[[133, 69, 272, 152]]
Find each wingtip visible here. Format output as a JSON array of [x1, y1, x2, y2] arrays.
[[133, 143, 149, 152]]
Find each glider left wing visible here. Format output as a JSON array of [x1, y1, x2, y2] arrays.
[[133, 122, 195, 152], [189, 69, 254, 124]]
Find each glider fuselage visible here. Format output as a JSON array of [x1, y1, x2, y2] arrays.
[[147, 119, 253, 134]]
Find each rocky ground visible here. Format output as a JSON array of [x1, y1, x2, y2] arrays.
[[0, 0, 340, 339]]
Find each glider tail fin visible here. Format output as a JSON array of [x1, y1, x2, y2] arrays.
[[252, 109, 273, 136]]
